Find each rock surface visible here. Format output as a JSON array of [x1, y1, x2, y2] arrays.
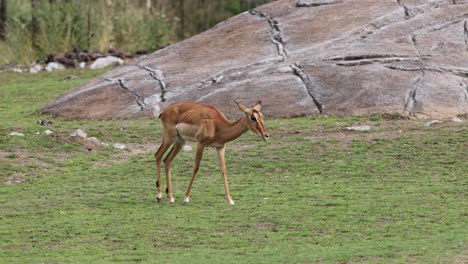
[[41, 0, 468, 120]]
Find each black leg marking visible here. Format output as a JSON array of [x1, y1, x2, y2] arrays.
[[155, 180, 162, 202]]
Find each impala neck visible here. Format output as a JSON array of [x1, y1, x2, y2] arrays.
[[220, 116, 249, 143]]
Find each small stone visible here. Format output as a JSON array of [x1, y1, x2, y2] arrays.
[[45, 62, 65, 72], [90, 56, 124, 70], [37, 120, 53, 126], [346, 125, 371, 131], [29, 64, 43, 74], [85, 137, 100, 144], [113, 143, 127, 150], [451, 117, 462, 122], [424, 120, 443, 127], [9, 132, 25, 136], [79, 62, 86, 69], [70, 129, 87, 138], [44, 130, 54, 135], [183, 145, 192, 152]]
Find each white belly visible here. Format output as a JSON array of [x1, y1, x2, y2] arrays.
[[175, 123, 198, 142]]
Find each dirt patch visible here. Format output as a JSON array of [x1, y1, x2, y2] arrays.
[[49, 133, 104, 152], [126, 142, 161, 155], [273, 119, 465, 142], [3, 118, 465, 185], [1, 134, 101, 185], [3, 174, 27, 185]]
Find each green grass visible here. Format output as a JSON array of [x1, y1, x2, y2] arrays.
[[0, 69, 467, 263]]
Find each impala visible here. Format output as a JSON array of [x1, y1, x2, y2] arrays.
[[154, 100, 269, 205]]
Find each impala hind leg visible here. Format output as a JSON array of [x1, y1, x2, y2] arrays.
[[184, 143, 205, 204], [163, 140, 184, 203], [154, 137, 175, 202]]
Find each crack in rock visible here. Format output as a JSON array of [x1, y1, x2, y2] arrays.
[[334, 58, 419, 66], [385, 65, 468, 77], [296, 0, 343, 7], [410, 33, 426, 70], [326, 54, 419, 66], [461, 79, 468, 101], [464, 80, 468, 101], [386, 33, 468, 78], [384, 65, 429, 72], [396, 0, 415, 20], [412, 13, 468, 35], [403, 71, 424, 115], [138, 65, 167, 102], [289, 64, 323, 113], [386, 63, 468, 115], [357, 6, 419, 39], [411, 34, 420, 55], [106, 78, 146, 111], [464, 21, 468, 51], [441, 67, 468, 78], [179, 60, 276, 97], [402, 34, 426, 115], [327, 54, 412, 61], [429, 18, 468, 33], [250, 10, 287, 61]]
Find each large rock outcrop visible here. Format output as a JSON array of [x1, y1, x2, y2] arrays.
[[41, 0, 468, 119]]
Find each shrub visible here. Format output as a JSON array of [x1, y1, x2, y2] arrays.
[[0, 0, 177, 64]]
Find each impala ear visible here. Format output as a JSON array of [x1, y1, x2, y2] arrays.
[[234, 100, 249, 113], [253, 100, 262, 111]]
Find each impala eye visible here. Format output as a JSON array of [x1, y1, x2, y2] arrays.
[[250, 115, 257, 122]]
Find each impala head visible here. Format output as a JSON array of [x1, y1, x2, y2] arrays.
[[235, 100, 269, 141]]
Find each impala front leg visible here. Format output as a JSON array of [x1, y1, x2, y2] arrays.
[[217, 146, 234, 205]]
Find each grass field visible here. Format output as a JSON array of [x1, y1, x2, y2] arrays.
[[0, 69, 467, 263]]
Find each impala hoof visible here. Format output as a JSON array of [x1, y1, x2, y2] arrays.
[[169, 197, 175, 203], [183, 197, 190, 204], [228, 200, 235, 205], [156, 193, 162, 203]]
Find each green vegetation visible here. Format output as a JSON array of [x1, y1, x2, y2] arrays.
[[0, 69, 467, 263], [0, 0, 274, 65]]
